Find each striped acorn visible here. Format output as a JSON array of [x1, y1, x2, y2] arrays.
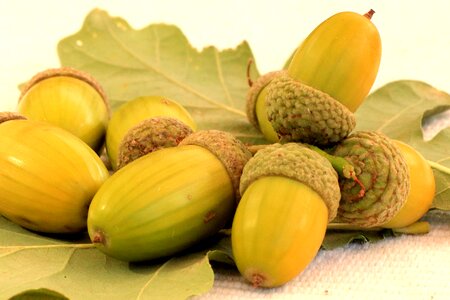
[[0, 113, 109, 233], [18, 67, 110, 152], [247, 10, 381, 145], [88, 130, 252, 262], [231, 143, 340, 287], [105, 95, 197, 170], [331, 131, 410, 227]]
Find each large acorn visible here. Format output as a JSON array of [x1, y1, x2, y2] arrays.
[[88, 130, 251, 262], [0, 113, 109, 233], [231, 143, 340, 287], [247, 10, 381, 145], [18, 67, 110, 152]]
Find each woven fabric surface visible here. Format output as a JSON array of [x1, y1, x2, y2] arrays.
[[198, 211, 450, 300]]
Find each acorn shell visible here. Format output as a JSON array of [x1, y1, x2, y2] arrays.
[[18, 67, 110, 152], [0, 119, 109, 233], [88, 145, 235, 262]]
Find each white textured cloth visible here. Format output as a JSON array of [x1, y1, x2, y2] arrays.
[[199, 212, 450, 300]]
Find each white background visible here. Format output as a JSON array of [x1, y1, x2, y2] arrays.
[[0, 0, 449, 112], [1, 1, 450, 299]]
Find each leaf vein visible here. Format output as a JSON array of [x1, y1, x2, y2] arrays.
[[376, 99, 426, 132], [214, 48, 235, 107]]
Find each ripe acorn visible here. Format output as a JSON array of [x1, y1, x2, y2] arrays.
[[18, 67, 110, 152], [105, 95, 197, 170], [88, 130, 251, 262], [0, 113, 109, 233], [247, 10, 381, 145], [232, 143, 340, 287], [331, 131, 410, 227]]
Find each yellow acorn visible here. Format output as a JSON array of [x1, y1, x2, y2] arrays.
[[18, 67, 110, 152], [0, 112, 109, 233]]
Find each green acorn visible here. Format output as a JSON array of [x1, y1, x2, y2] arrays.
[[88, 130, 251, 262]]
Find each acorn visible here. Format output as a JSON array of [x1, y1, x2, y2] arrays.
[[105, 95, 197, 170], [331, 131, 410, 227], [117, 116, 193, 169], [231, 143, 341, 287], [18, 67, 110, 152], [247, 10, 381, 145], [87, 130, 251, 262], [0, 112, 109, 233]]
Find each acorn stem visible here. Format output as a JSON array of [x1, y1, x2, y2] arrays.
[[364, 9, 375, 20], [247, 58, 254, 87]]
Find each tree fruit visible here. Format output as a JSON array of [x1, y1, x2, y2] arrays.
[[88, 130, 251, 262], [105, 95, 197, 170], [0, 113, 109, 233], [117, 116, 193, 168], [232, 143, 340, 287], [331, 131, 410, 227], [383, 140, 436, 228], [18, 67, 110, 152], [247, 10, 381, 145]]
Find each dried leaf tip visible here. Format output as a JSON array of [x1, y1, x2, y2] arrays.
[[364, 9, 375, 20]]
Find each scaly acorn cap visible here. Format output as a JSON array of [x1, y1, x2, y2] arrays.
[[239, 143, 340, 222], [265, 73, 356, 146], [0, 112, 27, 124], [246, 70, 287, 129], [117, 117, 194, 169], [332, 131, 410, 227], [19, 67, 111, 115], [179, 130, 252, 202]]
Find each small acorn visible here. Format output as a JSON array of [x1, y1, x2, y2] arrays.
[[232, 143, 340, 288], [88, 130, 251, 262], [117, 116, 193, 168], [105, 95, 197, 170], [331, 131, 410, 227], [247, 10, 381, 145], [0, 112, 109, 233], [18, 67, 110, 152]]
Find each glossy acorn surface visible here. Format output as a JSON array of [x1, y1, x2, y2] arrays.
[[0, 119, 109, 233], [87, 145, 235, 262], [287, 10, 382, 112], [105, 95, 197, 170], [18, 68, 110, 151], [383, 140, 436, 228], [232, 176, 328, 287]]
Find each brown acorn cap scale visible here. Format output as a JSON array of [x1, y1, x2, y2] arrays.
[[0, 112, 27, 124], [117, 117, 194, 168]]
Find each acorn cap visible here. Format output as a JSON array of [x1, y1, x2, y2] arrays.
[[332, 131, 410, 227], [265, 73, 356, 146], [117, 116, 193, 169], [246, 70, 287, 129], [19, 67, 110, 115], [0, 112, 27, 124], [179, 130, 252, 202], [239, 143, 340, 222]]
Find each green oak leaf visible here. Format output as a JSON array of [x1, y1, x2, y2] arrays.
[[0, 216, 215, 300], [57, 8, 264, 144]]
